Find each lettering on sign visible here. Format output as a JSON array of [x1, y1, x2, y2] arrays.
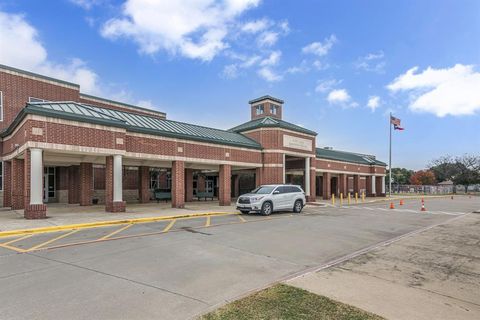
[[283, 134, 312, 151]]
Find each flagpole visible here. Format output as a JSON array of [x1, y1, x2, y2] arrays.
[[389, 112, 392, 198]]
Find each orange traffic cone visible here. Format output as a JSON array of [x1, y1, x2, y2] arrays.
[[390, 202, 395, 209], [399, 199, 404, 206], [421, 203, 426, 212]]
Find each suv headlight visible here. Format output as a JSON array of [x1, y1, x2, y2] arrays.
[[250, 196, 264, 202]]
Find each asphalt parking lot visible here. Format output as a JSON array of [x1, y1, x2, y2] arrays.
[[0, 196, 478, 319]]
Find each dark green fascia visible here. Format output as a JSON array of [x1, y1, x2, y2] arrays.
[[248, 95, 284, 104], [316, 154, 387, 167], [232, 122, 317, 136]]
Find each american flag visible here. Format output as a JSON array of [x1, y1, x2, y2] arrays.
[[390, 116, 404, 130]]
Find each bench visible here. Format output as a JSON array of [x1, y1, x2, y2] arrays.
[[196, 191, 214, 201], [154, 190, 171, 203]]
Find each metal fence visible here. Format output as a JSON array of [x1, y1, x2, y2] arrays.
[[388, 184, 480, 194]]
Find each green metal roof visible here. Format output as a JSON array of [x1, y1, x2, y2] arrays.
[[3, 102, 262, 149], [316, 147, 387, 166], [229, 116, 317, 136], [248, 95, 284, 104], [80, 93, 166, 117]]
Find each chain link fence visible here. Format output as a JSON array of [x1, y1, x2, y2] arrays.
[[388, 184, 480, 195]]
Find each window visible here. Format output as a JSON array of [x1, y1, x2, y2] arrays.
[[271, 104, 279, 115], [0, 91, 3, 122], [255, 104, 264, 115], [28, 97, 49, 103], [0, 161, 3, 191]]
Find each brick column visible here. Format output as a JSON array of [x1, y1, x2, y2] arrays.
[[11, 158, 25, 210], [219, 164, 231, 206], [255, 167, 262, 187], [68, 166, 79, 204], [171, 161, 185, 208], [24, 149, 47, 219], [232, 175, 240, 198], [105, 155, 126, 212], [3, 161, 12, 208], [322, 172, 331, 200], [339, 173, 347, 196], [79, 162, 93, 206], [308, 172, 316, 202], [138, 166, 150, 203], [185, 169, 194, 202], [197, 174, 206, 192], [353, 175, 360, 195]]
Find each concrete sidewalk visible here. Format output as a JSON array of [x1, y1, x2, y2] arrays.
[[0, 201, 237, 233], [287, 212, 480, 320]]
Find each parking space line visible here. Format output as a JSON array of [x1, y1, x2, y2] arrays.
[[0, 243, 27, 253], [0, 234, 33, 246], [163, 220, 176, 232], [205, 216, 211, 227], [99, 224, 133, 240], [26, 229, 80, 252], [237, 215, 246, 222]]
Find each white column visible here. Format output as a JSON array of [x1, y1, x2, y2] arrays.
[[305, 157, 310, 196], [113, 154, 123, 202], [282, 154, 286, 184], [371, 175, 376, 194], [381, 176, 386, 194], [30, 148, 43, 205]]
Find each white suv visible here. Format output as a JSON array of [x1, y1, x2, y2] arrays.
[[236, 184, 306, 215]]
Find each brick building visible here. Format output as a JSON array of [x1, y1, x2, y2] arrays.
[[0, 64, 386, 219]]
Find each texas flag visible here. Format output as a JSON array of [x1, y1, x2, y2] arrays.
[[390, 116, 405, 130]]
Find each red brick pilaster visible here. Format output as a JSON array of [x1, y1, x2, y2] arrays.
[[11, 158, 25, 210], [353, 175, 360, 195], [232, 175, 240, 198], [79, 162, 93, 206], [171, 161, 185, 208], [219, 164, 231, 206], [24, 149, 47, 219], [138, 166, 150, 203], [322, 172, 331, 200], [68, 166, 80, 204], [3, 161, 12, 208], [339, 174, 347, 196], [366, 175, 374, 197], [197, 174, 205, 192], [255, 167, 262, 187], [185, 169, 194, 202], [105, 156, 126, 212]]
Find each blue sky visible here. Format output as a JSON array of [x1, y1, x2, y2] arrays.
[[0, 0, 479, 169]]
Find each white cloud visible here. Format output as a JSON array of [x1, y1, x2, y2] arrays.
[[221, 64, 239, 79], [278, 20, 290, 33], [69, 0, 103, 10], [258, 67, 282, 82], [355, 51, 386, 73], [315, 79, 341, 93], [260, 50, 281, 66], [0, 11, 100, 94], [241, 18, 270, 33], [327, 88, 358, 108], [302, 34, 337, 57], [367, 96, 380, 112], [257, 31, 279, 47], [313, 60, 329, 70], [387, 64, 480, 117], [101, 0, 260, 61]]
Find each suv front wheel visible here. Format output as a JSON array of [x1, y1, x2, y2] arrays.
[[261, 201, 273, 216], [293, 200, 303, 213]]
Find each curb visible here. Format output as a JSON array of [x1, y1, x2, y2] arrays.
[[0, 211, 234, 238]]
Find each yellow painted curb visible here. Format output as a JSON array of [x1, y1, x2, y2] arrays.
[[0, 211, 234, 238]]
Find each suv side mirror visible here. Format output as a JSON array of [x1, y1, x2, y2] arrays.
[[273, 190, 280, 195]]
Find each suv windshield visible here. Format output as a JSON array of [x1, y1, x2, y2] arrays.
[[251, 186, 275, 194]]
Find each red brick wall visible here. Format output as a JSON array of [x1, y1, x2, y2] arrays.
[[218, 164, 231, 206], [0, 69, 80, 130], [251, 102, 282, 120], [171, 161, 185, 208], [3, 161, 12, 207], [79, 163, 93, 206]]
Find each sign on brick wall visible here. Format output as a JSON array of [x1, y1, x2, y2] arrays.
[[283, 134, 312, 151]]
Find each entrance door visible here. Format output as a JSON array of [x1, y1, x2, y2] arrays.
[[43, 172, 48, 203], [206, 180, 214, 193], [43, 167, 55, 203]]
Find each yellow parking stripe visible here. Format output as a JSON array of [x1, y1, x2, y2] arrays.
[[1, 234, 33, 245], [27, 229, 79, 252], [99, 224, 132, 240], [0, 243, 27, 253], [237, 215, 246, 222], [163, 220, 176, 232], [205, 216, 211, 227]]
